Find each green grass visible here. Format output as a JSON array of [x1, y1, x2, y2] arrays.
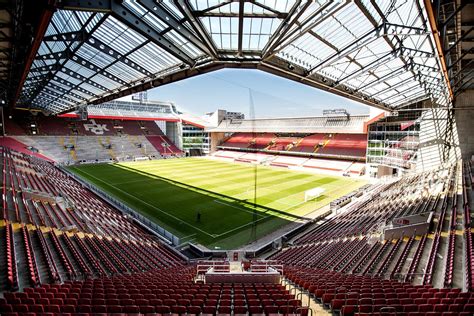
[[67, 158, 365, 249]]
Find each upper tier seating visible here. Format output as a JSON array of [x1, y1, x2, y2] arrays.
[[250, 134, 276, 149], [221, 133, 254, 148], [290, 134, 325, 153], [220, 133, 367, 160], [5, 116, 166, 137], [318, 133, 367, 158]]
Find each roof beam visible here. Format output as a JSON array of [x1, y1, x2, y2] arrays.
[[43, 30, 86, 42], [370, 76, 414, 98], [57, 68, 109, 92], [70, 54, 128, 86], [334, 48, 401, 86], [237, 0, 245, 55], [355, 65, 406, 91], [195, 11, 286, 18], [59, 0, 196, 66], [13, 0, 55, 109], [261, 0, 305, 58], [86, 37, 153, 76], [308, 25, 382, 75], [137, 0, 217, 58], [270, 1, 347, 56], [22, 13, 102, 108], [110, 2, 195, 66], [173, 0, 218, 59]]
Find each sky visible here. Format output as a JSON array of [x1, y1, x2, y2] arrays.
[[140, 69, 371, 118]]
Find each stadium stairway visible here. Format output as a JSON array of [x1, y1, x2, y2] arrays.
[[266, 162, 474, 315]]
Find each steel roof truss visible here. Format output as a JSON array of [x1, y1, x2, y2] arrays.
[[87, 37, 153, 77], [335, 48, 402, 86], [110, 2, 195, 66], [69, 54, 128, 86], [43, 30, 87, 42], [137, 0, 216, 58], [173, 0, 219, 59]]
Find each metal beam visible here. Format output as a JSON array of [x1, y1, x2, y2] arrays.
[[422, 0, 453, 98], [86, 37, 152, 76], [261, 55, 390, 111], [195, 11, 285, 18], [137, 0, 217, 58], [355, 65, 406, 91], [370, 76, 414, 98], [308, 26, 382, 75], [272, 1, 347, 55], [173, 0, 219, 59], [447, 47, 474, 70], [13, 0, 55, 108], [25, 13, 102, 107], [261, 0, 306, 58], [237, 0, 245, 55], [334, 48, 401, 86], [70, 54, 128, 86], [110, 3, 195, 66], [87, 61, 236, 106], [30, 64, 62, 73], [57, 68, 109, 92], [444, 27, 473, 54], [43, 30, 86, 42]]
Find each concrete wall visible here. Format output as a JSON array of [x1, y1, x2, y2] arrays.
[[454, 89, 474, 160], [209, 132, 226, 153], [166, 121, 181, 149]]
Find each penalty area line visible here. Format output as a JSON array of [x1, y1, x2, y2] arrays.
[[73, 168, 216, 238]]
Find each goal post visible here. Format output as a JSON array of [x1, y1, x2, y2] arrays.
[[304, 187, 325, 202]]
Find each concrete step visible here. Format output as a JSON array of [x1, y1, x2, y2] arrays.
[[0, 225, 8, 292], [13, 228, 30, 290], [44, 232, 68, 281], [30, 228, 55, 285]]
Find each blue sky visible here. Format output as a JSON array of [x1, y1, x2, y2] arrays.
[[145, 69, 370, 118]]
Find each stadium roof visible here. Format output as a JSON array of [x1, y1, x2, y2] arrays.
[[11, 0, 462, 114], [209, 114, 369, 133]]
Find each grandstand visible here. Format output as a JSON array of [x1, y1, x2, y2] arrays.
[[0, 0, 473, 315]]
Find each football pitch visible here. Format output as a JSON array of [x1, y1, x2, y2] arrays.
[[67, 158, 365, 249]]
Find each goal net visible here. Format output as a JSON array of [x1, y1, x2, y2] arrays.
[[304, 187, 325, 202]]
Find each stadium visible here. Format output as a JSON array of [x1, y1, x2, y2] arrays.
[[0, 0, 473, 315]]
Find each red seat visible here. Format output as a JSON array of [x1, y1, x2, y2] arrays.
[[248, 306, 263, 314], [218, 306, 232, 314], [419, 304, 434, 312], [13, 305, 29, 313], [187, 306, 202, 314], [202, 306, 216, 314], [47, 305, 61, 313], [172, 305, 187, 314], [341, 305, 357, 316], [107, 305, 122, 313], [155, 305, 171, 313], [403, 305, 418, 312], [264, 306, 279, 314]]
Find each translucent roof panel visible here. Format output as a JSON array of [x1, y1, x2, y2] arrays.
[[18, 0, 451, 114]]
